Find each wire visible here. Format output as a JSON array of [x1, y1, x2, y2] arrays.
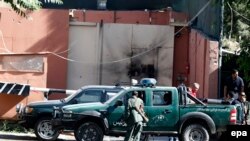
[[48, 0, 212, 64], [0, 0, 212, 65], [0, 30, 13, 54], [226, 2, 250, 22], [231, 7, 250, 22]]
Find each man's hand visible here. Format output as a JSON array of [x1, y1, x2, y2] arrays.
[[141, 113, 149, 123]]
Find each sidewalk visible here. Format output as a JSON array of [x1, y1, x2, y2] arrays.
[[0, 131, 75, 141], [0, 131, 174, 141], [0, 131, 124, 141]]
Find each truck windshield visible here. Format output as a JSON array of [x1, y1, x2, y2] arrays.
[[63, 88, 82, 103], [105, 90, 125, 104]]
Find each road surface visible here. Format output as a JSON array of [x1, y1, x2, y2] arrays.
[[0, 132, 123, 141], [0, 131, 178, 141]]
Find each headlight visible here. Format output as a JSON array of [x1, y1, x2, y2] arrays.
[[53, 106, 61, 118], [63, 110, 73, 118], [25, 107, 33, 114], [16, 103, 23, 113]]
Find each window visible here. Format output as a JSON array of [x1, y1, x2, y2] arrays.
[[75, 90, 103, 103], [153, 91, 172, 106], [106, 92, 117, 100], [118, 90, 146, 106]]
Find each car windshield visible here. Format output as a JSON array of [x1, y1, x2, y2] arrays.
[[105, 89, 125, 104], [63, 88, 82, 103]]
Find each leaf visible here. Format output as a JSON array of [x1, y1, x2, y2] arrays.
[[3, 0, 63, 16]]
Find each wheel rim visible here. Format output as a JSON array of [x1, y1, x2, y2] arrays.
[[79, 124, 99, 141], [189, 128, 204, 141], [37, 120, 58, 140]]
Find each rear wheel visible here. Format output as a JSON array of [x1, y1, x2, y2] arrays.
[[34, 117, 60, 141], [182, 124, 209, 141], [74, 122, 103, 141]]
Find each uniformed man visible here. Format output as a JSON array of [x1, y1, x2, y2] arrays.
[[124, 91, 145, 141], [240, 92, 250, 125]]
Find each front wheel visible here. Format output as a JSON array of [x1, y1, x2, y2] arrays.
[[181, 124, 209, 141], [34, 117, 60, 141], [74, 122, 103, 141]]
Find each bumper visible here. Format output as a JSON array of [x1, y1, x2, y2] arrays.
[[16, 115, 36, 129], [16, 106, 36, 129], [52, 118, 76, 130]]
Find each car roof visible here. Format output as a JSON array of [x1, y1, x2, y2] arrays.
[[79, 85, 177, 92], [123, 86, 177, 91], [80, 85, 128, 90]]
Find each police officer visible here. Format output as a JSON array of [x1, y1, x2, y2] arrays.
[[124, 91, 145, 141], [224, 69, 244, 100], [240, 92, 250, 125]]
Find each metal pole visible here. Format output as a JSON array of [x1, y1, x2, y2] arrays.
[[99, 20, 104, 85], [218, 0, 224, 98], [30, 87, 76, 95]]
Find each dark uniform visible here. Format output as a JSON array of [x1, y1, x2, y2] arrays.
[[224, 76, 244, 99]]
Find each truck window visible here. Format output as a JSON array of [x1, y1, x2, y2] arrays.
[[106, 92, 117, 100], [120, 90, 146, 106], [153, 91, 172, 106], [75, 90, 103, 103]]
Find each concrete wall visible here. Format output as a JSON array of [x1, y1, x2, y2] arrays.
[[0, 8, 69, 119], [67, 23, 174, 88], [67, 22, 100, 89], [101, 23, 174, 85]]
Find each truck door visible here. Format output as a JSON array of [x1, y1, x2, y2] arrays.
[[145, 90, 178, 132], [107, 90, 146, 132]]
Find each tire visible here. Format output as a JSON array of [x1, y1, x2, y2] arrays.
[[34, 117, 60, 141], [74, 122, 103, 141], [181, 124, 209, 141]]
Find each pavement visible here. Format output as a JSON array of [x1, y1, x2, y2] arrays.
[[0, 131, 124, 141], [0, 131, 177, 141]]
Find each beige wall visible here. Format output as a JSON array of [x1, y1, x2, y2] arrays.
[[67, 22, 100, 89], [101, 24, 174, 85], [67, 22, 174, 87]]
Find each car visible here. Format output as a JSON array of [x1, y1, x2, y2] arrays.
[[16, 85, 124, 141], [52, 78, 240, 141]]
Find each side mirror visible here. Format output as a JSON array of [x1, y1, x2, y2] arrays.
[[115, 100, 123, 107]]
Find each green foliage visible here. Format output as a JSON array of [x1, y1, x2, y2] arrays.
[[223, 0, 250, 86], [0, 120, 33, 133], [3, 0, 63, 16]]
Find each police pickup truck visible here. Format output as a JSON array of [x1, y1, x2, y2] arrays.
[[16, 85, 124, 141], [52, 79, 239, 141]]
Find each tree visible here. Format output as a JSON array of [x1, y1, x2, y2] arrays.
[[223, 0, 250, 87], [2, 0, 63, 15]]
